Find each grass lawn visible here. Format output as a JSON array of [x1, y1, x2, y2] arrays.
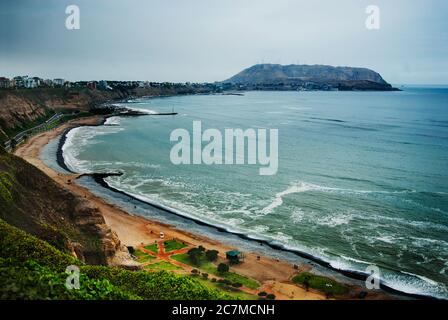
[[144, 243, 158, 254], [133, 249, 156, 263], [192, 276, 257, 300], [144, 261, 181, 271], [172, 253, 260, 289], [164, 240, 188, 252], [292, 272, 349, 296]]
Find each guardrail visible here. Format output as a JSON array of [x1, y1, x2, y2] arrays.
[[3, 112, 64, 152]]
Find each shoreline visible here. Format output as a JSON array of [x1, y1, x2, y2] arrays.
[[13, 116, 326, 300], [85, 166, 438, 301], [14, 115, 436, 300]]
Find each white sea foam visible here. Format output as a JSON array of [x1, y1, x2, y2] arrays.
[[62, 125, 124, 172], [104, 116, 121, 125], [401, 272, 440, 286], [381, 271, 447, 299], [375, 235, 397, 244], [291, 208, 305, 223], [62, 127, 89, 172], [59, 94, 448, 300], [260, 180, 430, 215], [96, 176, 448, 299], [126, 107, 157, 115], [260, 182, 320, 214], [252, 225, 270, 233], [326, 255, 447, 299], [284, 106, 310, 111], [270, 232, 294, 243], [317, 213, 353, 227], [266, 111, 284, 114]]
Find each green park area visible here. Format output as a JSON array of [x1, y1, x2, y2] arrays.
[[171, 250, 260, 290], [163, 240, 188, 252], [144, 243, 158, 254], [292, 272, 349, 296], [144, 261, 182, 272], [132, 249, 156, 263]]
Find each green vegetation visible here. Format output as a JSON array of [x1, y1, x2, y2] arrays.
[[0, 258, 138, 300], [217, 263, 229, 273], [192, 276, 257, 300], [172, 253, 260, 290], [292, 272, 349, 296], [0, 151, 109, 257], [0, 172, 14, 204], [205, 249, 219, 262], [0, 219, 233, 300], [144, 243, 158, 254], [144, 261, 181, 271], [1, 106, 93, 148], [81, 266, 229, 300], [0, 218, 78, 270], [185, 245, 208, 265], [60, 111, 93, 122], [2, 109, 55, 138], [163, 239, 187, 252], [133, 249, 156, 263], [216, 271, 259, 290], [172, 253, 216, 273]]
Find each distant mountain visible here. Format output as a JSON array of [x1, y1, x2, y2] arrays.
[[223, 64, 397, 91]]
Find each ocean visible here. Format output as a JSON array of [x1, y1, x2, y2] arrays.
[[58, 88, 448, 299]]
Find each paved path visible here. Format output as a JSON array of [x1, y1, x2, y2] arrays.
[[138, 240, 269, 298]]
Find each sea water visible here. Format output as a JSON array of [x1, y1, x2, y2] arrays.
[[61, 88, 448, 299]]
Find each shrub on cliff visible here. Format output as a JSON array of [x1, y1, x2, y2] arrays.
[[0, 258, 137, 300], [0, 219, 77, 270], [81, 266, 231, 300], [0, 219, 233, 300]]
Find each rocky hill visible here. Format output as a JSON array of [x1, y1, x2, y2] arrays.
[[0, 147, 232, 299], [223, 64, 397, 91], [0, 147, 126, 265]]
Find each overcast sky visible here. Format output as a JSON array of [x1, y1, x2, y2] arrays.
[[1, 0, 447, 84]]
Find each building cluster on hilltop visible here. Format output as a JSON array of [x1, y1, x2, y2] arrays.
[[0, 76, 223, 92], [0, 76, 69, 89]]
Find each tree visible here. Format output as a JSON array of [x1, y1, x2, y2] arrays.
[[202, 273, 209, 279], [217, 263, 229, 274], [303, 274, 310, 292], [205, 249, 219, 262], [187, 248, 204, 266], [266, 294, 276, 300]]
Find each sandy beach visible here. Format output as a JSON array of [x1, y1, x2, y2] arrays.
[[14, 116, 393, 300]]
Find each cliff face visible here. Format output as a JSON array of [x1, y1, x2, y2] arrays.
[[0, 148, 127, 265], [0, 85, 217, 139], [224, 64, 391, 87], [0, 88, 125, 133]]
